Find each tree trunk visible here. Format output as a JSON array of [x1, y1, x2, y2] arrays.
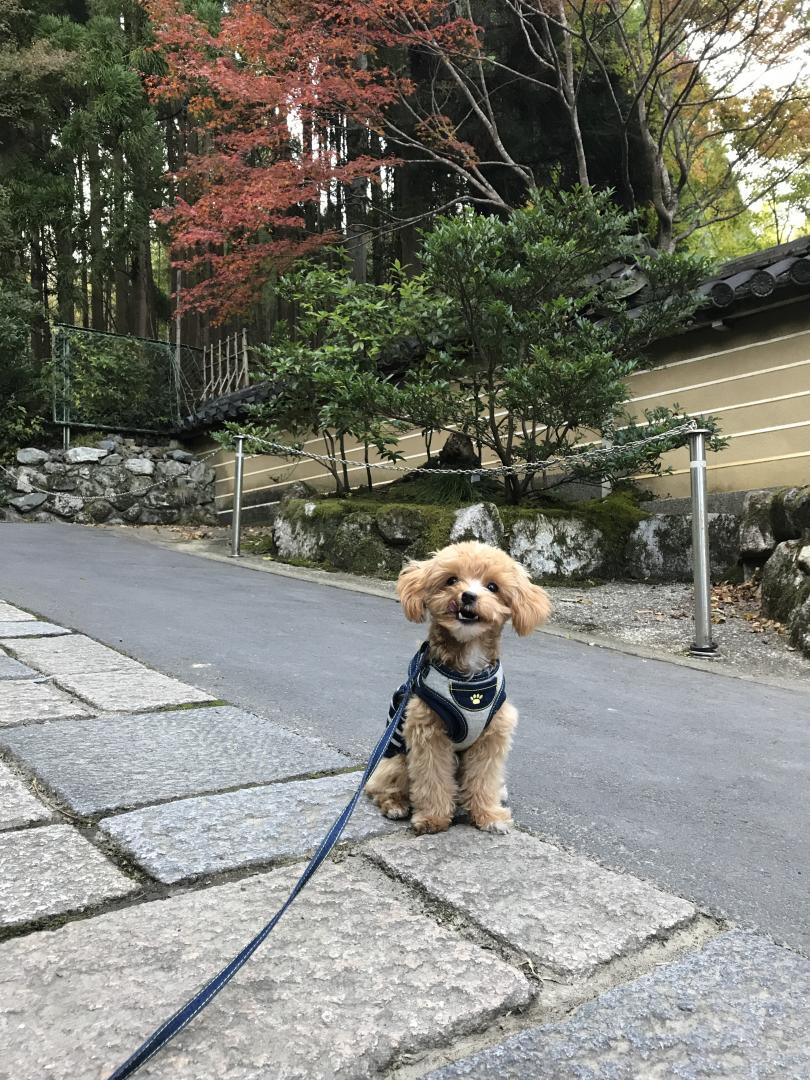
[[29, 227, 50, 361], [112, 146, 131, 334], [55, 216, 75, 327], [77, 158, 90, 327], [87, 144, 106, 330]]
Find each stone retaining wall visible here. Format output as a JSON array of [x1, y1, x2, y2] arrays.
[[258, 495, 740, 586], [0, 438, 216, 526]]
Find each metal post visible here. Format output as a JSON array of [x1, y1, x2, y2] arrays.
[[230, 435, 245, 558], [174, 269, 182, 425], [61, 330, 71, 451], [688, 428, 717, 655]]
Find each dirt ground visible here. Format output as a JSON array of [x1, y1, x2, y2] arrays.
[[549, 580, 810, 682]]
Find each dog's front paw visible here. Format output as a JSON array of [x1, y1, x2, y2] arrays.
[[381, 800, 410, 820], [471, 808, 513, 834], [411, 814, 452, 835]]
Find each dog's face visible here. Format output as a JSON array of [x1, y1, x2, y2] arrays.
[[397, 541, 551, 639]]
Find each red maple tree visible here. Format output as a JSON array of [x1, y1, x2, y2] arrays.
[[146, 0, 479, 317]]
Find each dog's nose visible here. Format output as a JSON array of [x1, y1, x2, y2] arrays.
[[461, 591, 477, 606]]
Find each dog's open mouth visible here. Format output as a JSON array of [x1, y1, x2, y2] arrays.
[[457, 608, 480, 623]]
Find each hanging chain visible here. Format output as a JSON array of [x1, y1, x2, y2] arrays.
[[238, 421, 699, 478]]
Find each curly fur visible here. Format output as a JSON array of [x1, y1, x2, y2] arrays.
[[367, 541, 551, 835]]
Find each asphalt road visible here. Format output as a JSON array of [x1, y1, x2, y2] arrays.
[[1, 523, 808, 954]]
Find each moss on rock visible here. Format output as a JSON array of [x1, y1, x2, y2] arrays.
[[761, 540, 810, 657], [330, 513, 404, 577]]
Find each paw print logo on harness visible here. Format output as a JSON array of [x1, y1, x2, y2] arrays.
[[470, 692, 483, 705]]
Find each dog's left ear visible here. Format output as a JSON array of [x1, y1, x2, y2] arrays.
[[397, 559, 428, 622], [510, 569, 552, 636]]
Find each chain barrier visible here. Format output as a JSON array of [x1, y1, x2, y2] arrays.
[[237, 421, 700, 477], [1, 446, 222, 504]]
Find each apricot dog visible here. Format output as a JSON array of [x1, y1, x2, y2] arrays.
[[366, 541, 551, 835]]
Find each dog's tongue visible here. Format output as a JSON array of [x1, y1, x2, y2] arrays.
[[447, 599, 459, 614]]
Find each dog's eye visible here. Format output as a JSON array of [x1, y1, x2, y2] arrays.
[[487, 582, 499, 593], [446, 576, 458, 586]]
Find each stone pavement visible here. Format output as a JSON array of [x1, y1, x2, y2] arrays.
[[1, 598, 808, 1079]]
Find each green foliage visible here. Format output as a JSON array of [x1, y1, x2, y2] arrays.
[[217, 259, 458, 494], [0, 278, 46, 458], [222, 191, 720, 504], [56, 329, 175, 429], [389, 190, 713, 501]]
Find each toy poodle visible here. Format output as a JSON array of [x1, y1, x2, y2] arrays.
[[366, 541, 551, 835]]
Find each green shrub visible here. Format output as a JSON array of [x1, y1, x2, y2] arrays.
[[0, 280, 46, 459]]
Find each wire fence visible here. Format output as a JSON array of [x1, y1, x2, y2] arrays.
[[52, 324, 207, 435]]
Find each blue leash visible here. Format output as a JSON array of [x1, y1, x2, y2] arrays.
[[107, 643, 428, 1080]]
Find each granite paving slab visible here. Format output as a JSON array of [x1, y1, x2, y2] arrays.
[[0, 860, 532, 1079], [6, 634, 146, 676], [426, 931, 810, 1079], [0, 651, 36, 681], [0, 621, 71, 638], [0, 824, 137, 930], [0, 680, 88, 727], [0, 602, 35, 621], [0, 706, 353, 814], [100, 773, 403, 884], [367, 828, 696, 978], [53, 669, 213, 711], [0, 761, 52, 830]]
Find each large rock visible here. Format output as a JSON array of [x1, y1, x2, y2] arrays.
[[771, 486, 810, 540], [189, 459, 216, 485], [739, 489, 777, 560], [376, 505, 428, 545], [509, 514, 607, 579], [45, 493, 83, 519], [48, 474, 78, 492], [8, 492, 48, 513], [12, 468, 47, 494], [625, 513, 739, 582], [156, 458, 188, 479], [15, 448, 49, 466], [273, 500, 342, 562], [124, 456, 154, 476], [434, 431, 480, 469], [761, 540, 810, 656], [64, 446, 107, 464], [330, 513, 403, 576], [80, 499, 113, 523], [128, 506, 179, 525], [450, 502, 504, 547]]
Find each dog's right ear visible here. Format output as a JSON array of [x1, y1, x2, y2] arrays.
[[397, 560, 427, 622]]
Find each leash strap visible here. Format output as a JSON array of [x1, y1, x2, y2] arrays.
[[107, 643, 428, 1080]]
